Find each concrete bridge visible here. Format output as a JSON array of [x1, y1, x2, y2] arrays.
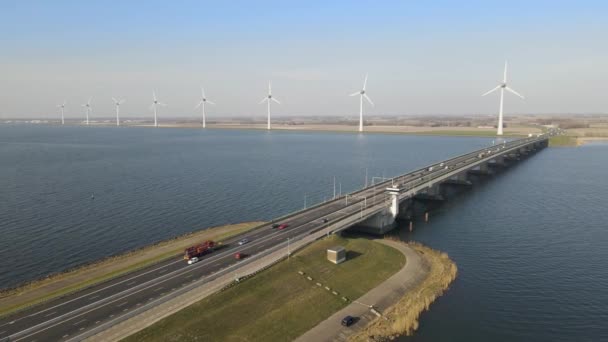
[[0, 134, 550, 342], [323, 134, 549, 235]]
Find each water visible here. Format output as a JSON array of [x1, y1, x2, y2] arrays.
[[2, 125, 606, 341], [0, 124, 491, 289], [398, 142, 608, 342]]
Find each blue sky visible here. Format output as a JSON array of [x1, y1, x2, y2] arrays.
[[1, 0, 607, 119]]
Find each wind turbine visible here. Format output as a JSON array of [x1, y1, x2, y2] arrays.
[[57, 101, 66, 125], [350, 74, 374, 132], [259, 82, 280, 130], [150, 91, 166, 127], [81, 97, 92, 125], [112, 97, 126, 126], [482, 61, 525, 136], [195, 87, 215, 128]]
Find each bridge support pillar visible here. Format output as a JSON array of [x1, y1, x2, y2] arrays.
[[350, 186, 401, 235]]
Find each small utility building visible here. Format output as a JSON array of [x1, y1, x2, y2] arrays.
[[327, 246, 346, 264]]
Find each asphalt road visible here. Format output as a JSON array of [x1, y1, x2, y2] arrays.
[[0, 135, 548, 342]]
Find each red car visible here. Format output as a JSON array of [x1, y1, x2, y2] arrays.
[[277, 223, 289, 230]]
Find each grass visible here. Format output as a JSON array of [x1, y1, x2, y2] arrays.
[[0, 222, 264, 318], [124, 235, 406, 342], [350, 241, 457, 340], [549, 135, 580, 147]]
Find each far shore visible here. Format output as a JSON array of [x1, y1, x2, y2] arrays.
[[0, 221, 264, 318]]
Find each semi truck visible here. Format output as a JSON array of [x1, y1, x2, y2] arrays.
[[184, 240, 215, 260]]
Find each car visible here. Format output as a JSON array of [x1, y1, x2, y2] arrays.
[[272, 223, 280, 229], [277, 223, 289, 230], [341, 315, 355, 327], [238, 238, 249, 245], [320, 218, 329, 223], [235, 252, 246, 260], [187, 257, 199, 265]]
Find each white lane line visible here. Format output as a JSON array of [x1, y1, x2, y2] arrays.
[[126, 281, 135, 285], [79, 327, 84, 331], [13, 205, 343, 341], [72, 319, 86, 326], [116, 302, 128, 307], [185, 274, 193, 278], [88, 295, 99, 300], [153, 287, 164, 292], [44, 311, 57, 317], [63, 334, 69, 338], [158, 269, 167, 274], [122, 308, 128, 312]]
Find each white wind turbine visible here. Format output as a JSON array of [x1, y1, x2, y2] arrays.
[[195, 87, 215, 128], [112, 97, 126, 126], [150, 91, 166, 127], [57, 101, 66, 125], [259, 82, 280, 130], [81, 97, 92, 125], [350, 73, 374, 132], [482, 61, 525, 136]]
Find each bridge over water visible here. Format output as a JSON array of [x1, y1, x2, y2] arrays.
[[1, 134, 550, 342]]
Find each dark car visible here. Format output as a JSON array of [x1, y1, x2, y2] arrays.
[[272, 223, 280, 229], [341, 315, 355, 327], [321, 218, 329, 223]]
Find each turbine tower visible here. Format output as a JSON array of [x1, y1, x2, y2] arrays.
[[259, 82, 280, 130], [482, 61, 525, 136], [81, 97, 92, 125], [57, 101, 66, 125], [195, 87, 215, 128], [150, 91, 166, 127], [350, 74, 374, 132], [112, 97, 126, 126]]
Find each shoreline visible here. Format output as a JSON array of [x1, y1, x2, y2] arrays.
[[2, 121, 537, 138], [0, 221, 264, 318], [349, 240, 458, 341]]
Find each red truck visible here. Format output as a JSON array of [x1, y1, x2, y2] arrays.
[[184, 240, 215, 260]]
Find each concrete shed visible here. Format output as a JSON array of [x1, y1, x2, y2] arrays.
[[327, 246, 346, 264]]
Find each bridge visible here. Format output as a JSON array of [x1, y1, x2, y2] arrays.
[[0, 134, 549, 342]]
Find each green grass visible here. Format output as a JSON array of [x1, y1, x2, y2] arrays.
[[549, 135, 579, 147], [124, 236, 405, 342]]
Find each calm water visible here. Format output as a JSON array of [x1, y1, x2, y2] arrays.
[[0, 125, 491, 288], [1, 125, 606, 341], [399, 142, 608, 342]]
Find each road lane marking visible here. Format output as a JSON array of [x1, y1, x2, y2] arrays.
[[153, 287, 164, 292], [88, 295, 99, 300], [73, 319, 86, 326], [126, 281, 135, 285], [116, 302, 128, 307], [44, 311, 56, 317]]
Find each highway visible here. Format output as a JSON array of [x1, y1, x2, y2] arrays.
[[0, 135, 549, 342]]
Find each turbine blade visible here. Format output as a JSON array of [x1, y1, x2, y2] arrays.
[[120, 99, 126, 104], [503, 60, 508, 83], [153, 91, 157, 101], [88, 97, 92, 104], [195, 101, 203, 109], [349, 91, 360, 97], [112, 97, 117, 104], [363, 94, 374, 106], [206, 100, 215, 105], [363, 73, 368, 90], [272, 98, 280, 104], [482, 85, 501, 96], [268, 81, 272, 95], [159, 102, 167, 107], [259, 98, 268, 104], [505, 86, 525, 99], [201, 87, 205, 99]]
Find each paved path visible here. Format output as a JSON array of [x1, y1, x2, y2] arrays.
[[295, 240, 429, 342]]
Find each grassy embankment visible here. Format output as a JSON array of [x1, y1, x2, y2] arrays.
[[350, 241, 457, 341], [549, 135, 580, 147], [124, 235, 405, 342], [0, 222, 264, 318]]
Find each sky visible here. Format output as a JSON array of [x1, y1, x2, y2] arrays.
[[0, 0, 607, 120]]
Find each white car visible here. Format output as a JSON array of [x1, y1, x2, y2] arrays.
[[238, 238, 249, 246], [187, 257, 199, 265]]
